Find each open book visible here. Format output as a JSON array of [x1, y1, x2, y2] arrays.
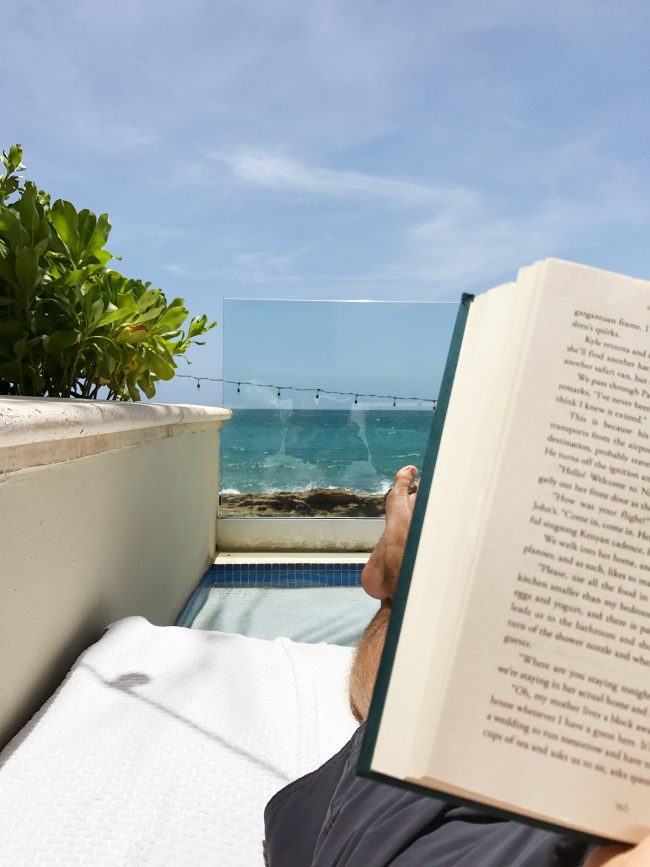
[[359, 258, 650, 845]]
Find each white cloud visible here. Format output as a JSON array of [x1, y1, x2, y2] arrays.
[[209, 150, 476, 206], [168, 139, 650, 301], [7, 0, 650, 311], [235, 246, 312, 272], [405, 172, 650, 290]]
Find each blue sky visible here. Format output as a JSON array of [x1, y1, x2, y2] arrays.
[[4, 0, 650, 406], [221, 300, 459, 409]]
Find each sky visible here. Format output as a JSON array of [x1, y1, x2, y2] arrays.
[[221, 300, 459, 409], [4, 0, 650, 407]]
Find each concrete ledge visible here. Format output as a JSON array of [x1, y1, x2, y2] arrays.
[[0, 397, 231, 473], [0, 397, 230, 748]]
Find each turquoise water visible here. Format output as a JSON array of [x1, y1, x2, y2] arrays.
[[221, 409, 433, 494]]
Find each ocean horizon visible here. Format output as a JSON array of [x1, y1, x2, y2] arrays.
[[220, 408, 433, 494]]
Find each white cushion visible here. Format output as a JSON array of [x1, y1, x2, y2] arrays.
[[0, 617, 357, 866]]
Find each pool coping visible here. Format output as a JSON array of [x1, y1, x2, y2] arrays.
[[214, 552, 369, 563]]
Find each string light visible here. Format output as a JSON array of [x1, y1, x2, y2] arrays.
[[176, 375, 438, 409]]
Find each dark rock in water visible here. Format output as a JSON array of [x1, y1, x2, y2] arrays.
[[220, 488, 386, 517]]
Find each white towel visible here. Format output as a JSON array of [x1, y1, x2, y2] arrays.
[[0, 617, 358, 866]]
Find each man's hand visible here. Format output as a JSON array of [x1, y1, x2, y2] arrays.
[[586, 838, 650, 866]]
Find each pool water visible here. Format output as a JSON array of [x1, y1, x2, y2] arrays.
[[177, 561, 378, 646]]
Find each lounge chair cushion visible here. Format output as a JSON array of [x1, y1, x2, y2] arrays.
[[0, 616, 357, 866]]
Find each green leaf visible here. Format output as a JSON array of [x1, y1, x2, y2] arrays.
[[0, 319, 24, 338], [91, 298, 104, 323], [96, 347, 116, 380], [27, 370, 45, 392], [15, 247, 40, 294], [136, 287, 161, 311], [96, 306, 131, 327], [187, 315, 216, 338], [49, 200, 80, 260], [0, 143, 217, 400], [94, 249, 113, 267], [116, 324, 150, 343], [126, 374, 141, 401], [153, 305, 188, 333], [0, 205, 19, 231], [0, 177, 20, 205], [0, 259, 18, 291], [15, 183, 49, 247], [3, 145, 25, 174], [140, 377, 156, 399], [77, 210, 111, 263], [47, 330, 80, 352], [13, 336, 27, 362], [146, 352, 175, 380], [132, 305, 164, 324]]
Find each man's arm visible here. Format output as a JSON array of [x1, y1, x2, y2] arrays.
[[349, 603, 391, 722]]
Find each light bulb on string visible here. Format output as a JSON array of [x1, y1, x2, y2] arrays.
[[175, 373, 437, 408]]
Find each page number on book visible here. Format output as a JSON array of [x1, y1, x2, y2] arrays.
[[615, 803, 630, 813]]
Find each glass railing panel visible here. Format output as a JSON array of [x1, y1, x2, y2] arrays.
[[220, 299, 459, 518]]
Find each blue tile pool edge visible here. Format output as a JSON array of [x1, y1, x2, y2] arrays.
[[206, 561, 364, 588], [175, 562, 364, 627], [175, 570, 213, 627]]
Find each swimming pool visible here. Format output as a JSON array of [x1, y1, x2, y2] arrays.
[[176, 559, 378, 646]]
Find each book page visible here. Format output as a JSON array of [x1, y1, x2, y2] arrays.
[[372, 275, 540, 776], [422, 260, 650, 842]]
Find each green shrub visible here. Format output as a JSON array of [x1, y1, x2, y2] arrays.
[[0, 144, 214, 400]]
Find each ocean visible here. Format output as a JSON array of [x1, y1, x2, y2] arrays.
[[221, 409, 433, 494]]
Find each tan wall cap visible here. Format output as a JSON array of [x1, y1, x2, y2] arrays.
[[0, 397, 231, 449]]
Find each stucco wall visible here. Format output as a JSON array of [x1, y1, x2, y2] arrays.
[[0, 397, 230, 748]]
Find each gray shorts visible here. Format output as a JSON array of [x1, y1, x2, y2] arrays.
[[264, 724, 591, 866]]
